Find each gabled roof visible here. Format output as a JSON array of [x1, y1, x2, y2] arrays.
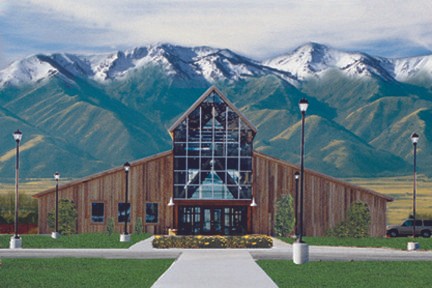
[[168, 86, 257, 134]]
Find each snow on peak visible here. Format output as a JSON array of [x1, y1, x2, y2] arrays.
[[263, 43, 392, 81], [0, 56, 58, 88], [391, 55, 432, 82], [1, 43, 432, 88]]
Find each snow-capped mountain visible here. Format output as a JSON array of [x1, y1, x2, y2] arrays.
[[263, 42, 395, 81], [0, 44, 282, 88], [391, 55, 432, 82], [2, 42, 431, 90], [1, 42, 432, 179]]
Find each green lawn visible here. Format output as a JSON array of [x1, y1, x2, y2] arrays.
[[258, 261, 432, 288], [0, 233, 151, 249], [279, 236, 432, 250], [0, 258, 174, 288]]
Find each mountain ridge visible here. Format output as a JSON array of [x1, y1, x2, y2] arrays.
[[1, 42, 431, 180]]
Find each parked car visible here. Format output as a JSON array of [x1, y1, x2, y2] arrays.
[[386, 219, 432, 238]]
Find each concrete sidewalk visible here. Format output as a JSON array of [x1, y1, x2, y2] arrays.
[[151, 249, 277, 288], [132, 237, 278, 288]]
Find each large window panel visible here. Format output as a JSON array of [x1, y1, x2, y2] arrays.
[[172, 91, 255, 200], [91, 202, 104, 223], [174, 157, 186, 170], [145, 203, 158, 224]]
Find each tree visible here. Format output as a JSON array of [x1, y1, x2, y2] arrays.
[[274, 194, 295, 237], [48, 199, 77, 235]]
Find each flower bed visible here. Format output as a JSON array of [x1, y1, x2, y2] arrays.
[[152, 234, 272, 249]]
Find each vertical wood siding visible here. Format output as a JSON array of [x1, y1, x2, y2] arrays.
[[35, 152, 174, 235], [252, 152, 391, 236], [35, 151, 390, 236]]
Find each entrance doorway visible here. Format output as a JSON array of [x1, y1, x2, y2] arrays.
[[178, 206, 247, 235]]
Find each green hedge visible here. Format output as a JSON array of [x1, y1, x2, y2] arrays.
[[152, 235, 273, 249]]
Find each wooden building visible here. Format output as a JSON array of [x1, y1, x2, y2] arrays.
[[34, 86, 392, 236]]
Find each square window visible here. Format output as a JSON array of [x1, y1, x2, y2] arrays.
[[91, 202, 104, 223], [145, 203, 159, 224], [118, 203, 131, 223]]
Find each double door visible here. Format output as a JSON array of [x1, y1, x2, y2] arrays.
[[178, 206, 247, 235]]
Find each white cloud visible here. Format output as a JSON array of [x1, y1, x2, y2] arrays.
[[1, 0, 432, 67]]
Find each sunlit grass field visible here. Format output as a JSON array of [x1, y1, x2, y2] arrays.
[[1, 176, 432, 225], [347, 175, 432, 224]]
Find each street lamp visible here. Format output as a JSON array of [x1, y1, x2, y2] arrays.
[[52, 172, 60, 239], [294, 171, 300, 238], [10, 129, 22, 249], [120, 162, 131, 242], [293, 98, 309, 265], [298, 98, 308, 243], [411, 133, 419, 238]]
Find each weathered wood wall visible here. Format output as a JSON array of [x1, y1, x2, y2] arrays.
[[251, 152, 391, 236], [35, 152, 174, 235], [35, 151, 391, 236]]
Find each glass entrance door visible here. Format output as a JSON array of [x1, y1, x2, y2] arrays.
[[178, 205, 247, 235], [202, 208, 223, 235]]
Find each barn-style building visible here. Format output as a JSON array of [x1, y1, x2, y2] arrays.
[[34, 86, 392, 236]]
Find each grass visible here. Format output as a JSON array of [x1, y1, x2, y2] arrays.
[[347, 175, 432, 224], [279, 236, 432, 250], [258, 261, 432, 288], [0, 233, 151, 249], [0, 258, 174, 288]]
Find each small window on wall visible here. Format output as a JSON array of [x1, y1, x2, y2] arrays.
[[91, 202, 104, 223], [118, 203, 131, 223], [145, 203, 158, 224]]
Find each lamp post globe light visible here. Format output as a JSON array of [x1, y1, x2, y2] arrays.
[[120, 162, 131, 242], [10, 129, 23, 249], [52, 172, 61, 239], [293, 98, 309, 264]]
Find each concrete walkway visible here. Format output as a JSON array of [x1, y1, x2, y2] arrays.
[[151, 249, 277, 288], [131, 237, 277, 287]]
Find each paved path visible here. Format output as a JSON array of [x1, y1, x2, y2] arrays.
[[151, 249, 277, 288], [1, 237, 432, 288]]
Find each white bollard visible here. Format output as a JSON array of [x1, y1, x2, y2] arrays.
[[9, 236, 22, 249], [407, 242, 420, 251], [293, 242, 309, 264], [120, 233, 131, 242]]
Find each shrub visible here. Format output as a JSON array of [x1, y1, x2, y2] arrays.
[[106, 217, 115, 236], [274, 194, 295, 237], [152, 235, 272, 249], [48, 199, 77, 235], [134, 217, 143, 235], [327, 202, 371, 238]]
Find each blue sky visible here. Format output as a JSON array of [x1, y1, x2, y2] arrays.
[[1, 0, 432, 69]]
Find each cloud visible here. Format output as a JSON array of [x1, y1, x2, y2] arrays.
[[1, 0, 432, 67]]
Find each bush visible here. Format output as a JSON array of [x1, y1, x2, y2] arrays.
[[48, 199, 77, 235], [152, 235, 272, 249], [106, 217, 115, 236], [327, 202, 371, 238], [274, 194, 295, 237], [134, 217, 143, 235]]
